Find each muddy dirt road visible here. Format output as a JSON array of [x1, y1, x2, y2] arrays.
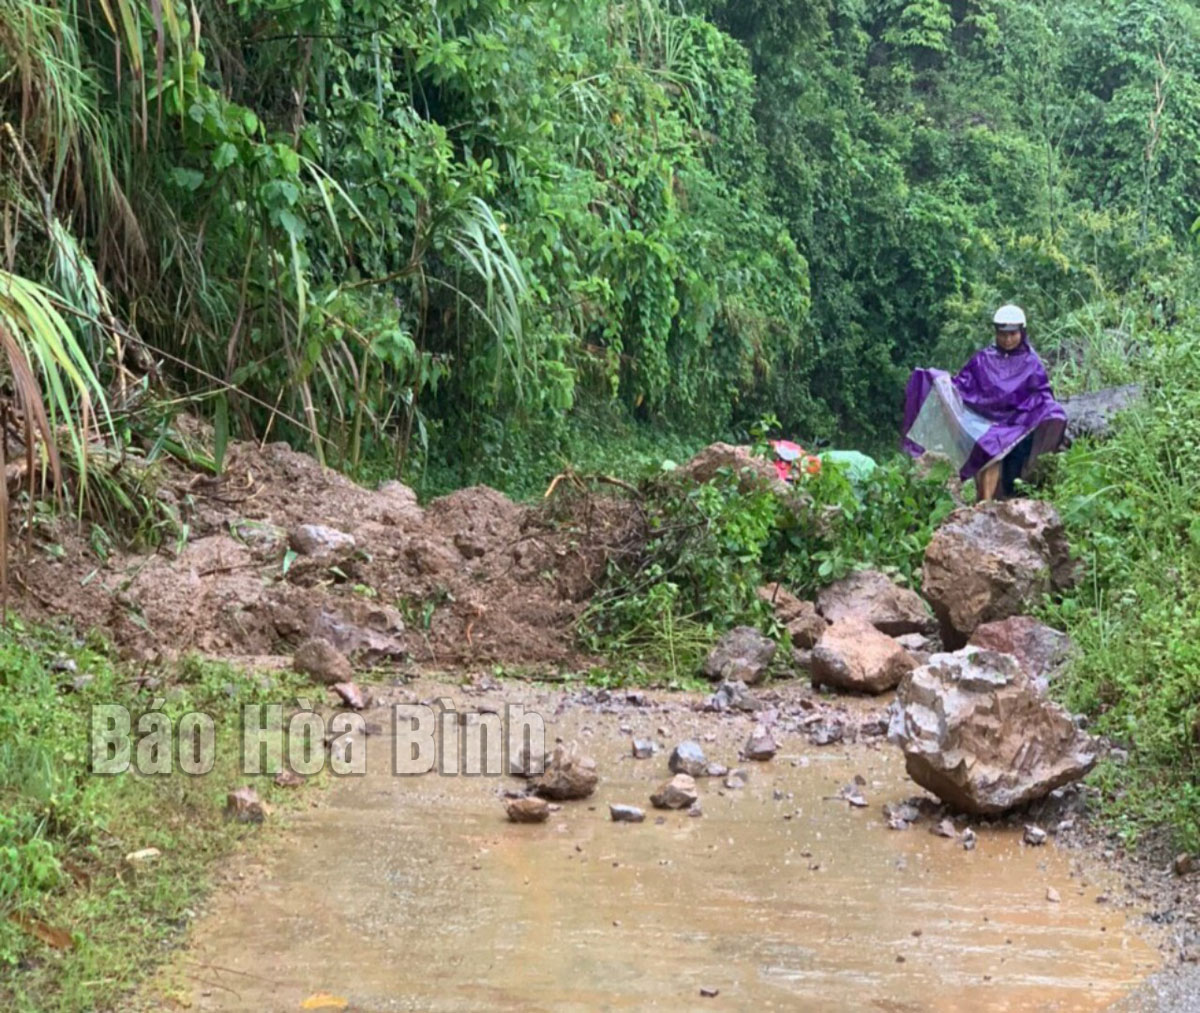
[[143, 678, 1160, 1012]]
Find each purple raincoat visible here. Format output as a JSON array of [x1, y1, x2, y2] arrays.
[[901, 337, 1067, 480]]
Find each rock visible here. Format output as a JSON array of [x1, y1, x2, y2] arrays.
[[680, 442, 781, 491], [293, 638, 353, 685], [1175, 853, 1196, 876], [289, 524, 356, 557], [124, 847, 162, 865], [534, 744, 599, 800], [1046, 886, 1061, 903], [922, 500, 1078, 648], [610, 804, 646, 823], [226, 786, 267, 823], [895, 632, 937, 665], [705, 763, 729, 778], [699, 987, 720, 998], [274, 770, 305, 788], [744, 725, 778, 761], [962, 828, 977, 851], [702, 627, 777, 684], [631, 739, 655, 760], [810, 617, 917, 694], [816, 569, 935, 636], [650, 774, 699, 810], [930, 818, 957, 838], [310, 607, 406, 664], [506, 796, 550, 823], [1024, 824, 1048, 846], [883, 802, 921, 829], [969, 616, 1074, 685], [705, 679, 762, 713], [809, 721, 844, 747], [758, 583, 828, 648], [1061, 384, 1141, 441], [724, 771, 747, 790], [668, 741, 708, 777], [331, 681, 367, 710], [889, 648, 1098, 815]]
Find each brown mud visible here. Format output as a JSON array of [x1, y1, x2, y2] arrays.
[[15, 437, 637, 667], [140, 679, 1160, 1013]]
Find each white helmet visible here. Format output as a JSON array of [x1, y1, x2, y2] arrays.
[[993, 304, 1027, 328]]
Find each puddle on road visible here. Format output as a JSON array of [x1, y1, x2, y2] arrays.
[[157, 681, 1159, 1012]]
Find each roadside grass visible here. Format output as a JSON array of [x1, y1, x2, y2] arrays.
[[1042, 328, 1200, 849], [0, 626, 317, 1012]]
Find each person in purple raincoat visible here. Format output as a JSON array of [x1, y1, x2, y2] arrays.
[[901, 305, 1067, 501]]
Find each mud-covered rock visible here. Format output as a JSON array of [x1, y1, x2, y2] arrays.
[[922, 500, 1077, 648], [669, 741, 708, 777], [680, 443, 781, 491], [293, 637, 353, 685], [811, 617, 916, 694], [505, 796, 551, 823], [650, 773, 699, 809], [534, 744, 599, 800], [757, 583, 828, 648], [968, 616, 1074, 685], [309, 606, 406, 665], [702, 627, 777, 685], [289, 523, 356, 557], [815, 569, 935, 636], [888, 648, 1097, 814]]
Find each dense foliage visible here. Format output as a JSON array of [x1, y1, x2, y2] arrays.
[[4, 0, 1200, 483]]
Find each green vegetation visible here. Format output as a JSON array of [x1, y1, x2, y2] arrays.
[[0, 627, 314, 1011]]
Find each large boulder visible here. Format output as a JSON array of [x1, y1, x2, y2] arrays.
[[702, 627, 777, 685], [888, 648, 1097, 815], [815, 569, 935, 636], [810, 617, 917, 694], [758, 583, 828, 648], [968, 616, 1074, 687], [922, 500, 1077, 648], [680, 443, 782, 492], [1061, 385, 1141, 442]]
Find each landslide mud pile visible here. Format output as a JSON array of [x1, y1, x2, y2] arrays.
[[17, 439, 639, 667]]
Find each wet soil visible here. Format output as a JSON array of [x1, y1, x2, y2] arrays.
[[15, 435, 640, 668], [141, 679, 1162, 1013]]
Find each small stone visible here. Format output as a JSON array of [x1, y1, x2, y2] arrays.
[[699, 987, 720, 998], [930, 818, 957, 839], [226, 786, 267, 823], [963, 828, 977, 851], [744, 725, 778, 761], [289, 523, 355, 557], [293, 638, 353, 685], [631, 739, 655, 759], [705, 763, 729, 778], [610, 804, 646, 824], [723, 771, 747, 790], [534, 744, 599, 800], [1174, 853, 1196, 876], [274, 770, 305, 788], [650, 774, 699, 810], [505, 796, 550, 823], [124, 847, 162, 865], [332, 681, 367, 710], [669, 741, 708, 777], [1046, 886, 1061, 903], [1024, 825, 1048, 846]]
